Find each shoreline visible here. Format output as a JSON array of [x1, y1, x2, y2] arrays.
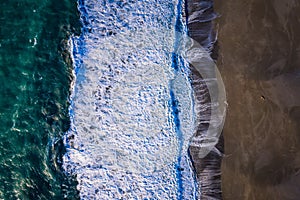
[[185, 0, 224, 199]]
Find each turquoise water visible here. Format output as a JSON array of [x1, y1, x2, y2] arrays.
[[0, 0, 80, 199]]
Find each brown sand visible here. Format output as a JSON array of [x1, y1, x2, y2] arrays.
[[185, 0, 224, 199], [214, 0, 300, 199]]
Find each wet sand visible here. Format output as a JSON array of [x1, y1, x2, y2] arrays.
[[185, 0, 224, 199], [214, 0, 300, 199]]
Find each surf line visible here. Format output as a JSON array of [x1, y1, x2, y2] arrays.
[[65, 0, 87, 152], [184, 0, 227, 199], [169, 0, 198, 199]]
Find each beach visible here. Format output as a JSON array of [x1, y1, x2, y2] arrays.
[[215, 0, 300, 199]]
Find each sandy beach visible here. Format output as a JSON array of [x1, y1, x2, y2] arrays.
[[215, 0, 300, 199]]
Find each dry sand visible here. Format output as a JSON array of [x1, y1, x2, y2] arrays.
[[215, 0, 300, 199]]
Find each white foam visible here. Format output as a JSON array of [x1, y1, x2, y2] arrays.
[[63, 0, 197, 199]]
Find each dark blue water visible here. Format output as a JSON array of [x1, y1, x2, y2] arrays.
[[0, 0, 80, 199]]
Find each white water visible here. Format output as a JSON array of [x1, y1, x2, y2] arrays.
[[63, 0, 197, 199]]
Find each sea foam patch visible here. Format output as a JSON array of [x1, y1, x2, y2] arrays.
[[63, 0, 197, 199]]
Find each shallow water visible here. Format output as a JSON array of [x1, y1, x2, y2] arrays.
[[215, 0, 300, 199], [63, 0, 199, 199]]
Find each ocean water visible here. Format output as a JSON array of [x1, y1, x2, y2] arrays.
[[0, 0, 80, 199], [1, 0, 225, 199], [0, 0, 198, 198]]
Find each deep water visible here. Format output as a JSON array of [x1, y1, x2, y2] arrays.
[[0, 0, 80, 199]]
